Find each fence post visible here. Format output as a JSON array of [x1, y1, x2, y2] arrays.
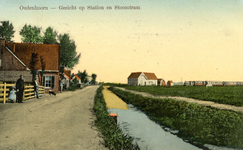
[[23, 86, 25, 100], [3, 82, 6, 103]]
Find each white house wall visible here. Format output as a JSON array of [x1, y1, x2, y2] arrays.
[[138, 74, 147, 86]]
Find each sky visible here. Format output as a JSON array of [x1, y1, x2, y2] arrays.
[[1, 0, 243, 83]]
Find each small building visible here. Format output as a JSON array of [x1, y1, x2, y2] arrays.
[[72, 74, 81, 86], [157, 78, 166, 86], [167, 80, 173, 86], [60, 70, 71, 90], [127, 72, 158, 86], [61, 73, 71, 90]]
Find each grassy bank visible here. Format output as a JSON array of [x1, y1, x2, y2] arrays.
[[93, 86, 140, 150], [115, 85, 243, 106], [109, 86, 243, 149]]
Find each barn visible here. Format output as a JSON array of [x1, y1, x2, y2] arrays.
[[127, 72, 158, 86]]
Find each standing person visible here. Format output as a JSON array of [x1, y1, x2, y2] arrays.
[[8, 86, 16, 103], [60, 82, 63, 93], [34, 76, 40, 99], [16, 75, 24, 103]]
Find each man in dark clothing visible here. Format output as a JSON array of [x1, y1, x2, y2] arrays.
[[16, 75, 24, 103]]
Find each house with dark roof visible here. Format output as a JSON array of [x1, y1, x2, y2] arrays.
[[0, 38, 60, 93], [127, 72, 158, 86]]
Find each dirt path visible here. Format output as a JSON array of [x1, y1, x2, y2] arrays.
[[115, 87, 243, 113], [0, 85, 108, 150]]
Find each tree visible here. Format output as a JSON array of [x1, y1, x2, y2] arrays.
[[58, 33, 81, 68], [0, 21, 15, 42], [40, 56, 46, 85], [77, 70, 82, 80], [19, 24, 43, 43], [91, 73, 97, 84], [29, 52, 39, 82], [80, 70, 88, 83], [71, 73, 75, 79], [43, 27, 57, 44], [73, 77, 78, 86]]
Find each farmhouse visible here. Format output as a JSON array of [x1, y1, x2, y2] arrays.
[[127, 72, 158, 86], [0, 38, 60, 93]]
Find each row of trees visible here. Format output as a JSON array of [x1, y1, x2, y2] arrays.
[[0, 21, 81, 69]]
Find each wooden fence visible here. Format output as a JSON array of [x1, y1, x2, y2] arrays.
[[0, 82, 45, 103]]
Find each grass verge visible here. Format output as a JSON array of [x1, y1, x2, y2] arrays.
[[109, 86, 243, 149], [93, 86, 140, 150]]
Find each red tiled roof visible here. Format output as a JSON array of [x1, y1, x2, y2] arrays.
[[5, 42, 60, 71], [128, 72, 158, 80], [64, 73, 70, 79], [167, 80, 173, 83], [128, 72, 142, 79], [74, 74, 81, 80], [64, 70, 71, 78]]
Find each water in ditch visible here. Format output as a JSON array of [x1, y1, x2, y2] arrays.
[[108, 104, 202, 150]]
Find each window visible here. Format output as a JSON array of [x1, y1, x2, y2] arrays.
[[43, 75, 55, 89]]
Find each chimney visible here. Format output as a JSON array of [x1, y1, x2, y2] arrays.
[[13, 44, 15, 52]]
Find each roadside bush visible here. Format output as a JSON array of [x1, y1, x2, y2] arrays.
[[109, 87, 243, 149], [93, 86, 140, 150], [66, 86, 80, 91]]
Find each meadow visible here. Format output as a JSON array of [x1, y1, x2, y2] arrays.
[[102, 83, 243, 106], [109, 87, 243, 149]]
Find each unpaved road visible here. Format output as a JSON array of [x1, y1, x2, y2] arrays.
[[115, 87, 243, 113], [0, 85, 108, 150]]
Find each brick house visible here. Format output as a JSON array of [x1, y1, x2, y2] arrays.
[[157, 78, 166, 86], [0, 38, 60, 93], [128, 72, 158, 86]]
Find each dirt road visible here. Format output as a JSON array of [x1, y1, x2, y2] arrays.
[[0, 85, 108, 150]]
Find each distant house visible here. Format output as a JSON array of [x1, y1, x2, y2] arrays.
[[60, 70, 71, 90], [167, 80, 173, 86], [72, 74, 81, 86], [157, 78, 166, 86], [0, 38, 60, 93], [128, 72, 158, 86], [61, 72, 71, 90]]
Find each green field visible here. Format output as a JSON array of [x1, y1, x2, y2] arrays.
[[109, 87, 243, 149], [103, 83, 243, 106]]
